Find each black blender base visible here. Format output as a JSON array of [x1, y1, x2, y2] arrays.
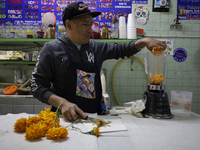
[[142, 112, 173, 119], [142, 90, 173, 119]]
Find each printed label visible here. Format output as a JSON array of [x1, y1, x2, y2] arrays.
[[173, 48, 187, 62]]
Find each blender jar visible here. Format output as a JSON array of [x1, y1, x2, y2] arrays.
[[147, 51, 166, 85]]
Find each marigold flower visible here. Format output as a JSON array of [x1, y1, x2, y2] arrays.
[[89, 127, 100, 136], [26, 116, 42, 127], [14, 117, 28, 132], [14, 107, 63, 140], [38, 107, 60, 131], [43, 117, 60, 132], [46, 127, 68, 140], [38, 107, 56, 119], [96, 119, 106, 127], [149, 73, 164, 85], [152, 47, 163, 56], [25, 122, 46, 140]]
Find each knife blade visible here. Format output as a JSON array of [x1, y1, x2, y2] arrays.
[[83, 116, 111, 124]]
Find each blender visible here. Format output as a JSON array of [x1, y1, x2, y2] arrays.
[[142, 49, 172, 119]]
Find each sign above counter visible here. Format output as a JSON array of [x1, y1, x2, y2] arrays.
[[0, 0, 131, 28], [177, 0, 200, 20]]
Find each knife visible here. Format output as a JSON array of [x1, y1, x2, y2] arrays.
[[83, 116, 111, 124]]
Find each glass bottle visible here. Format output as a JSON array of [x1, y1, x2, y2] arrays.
[[101, 24, 108, 39], [46, 24, 55, 39], [111, 19, 118, 39]]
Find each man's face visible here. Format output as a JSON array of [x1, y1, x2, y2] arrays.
[[70, 14, 93, 45]]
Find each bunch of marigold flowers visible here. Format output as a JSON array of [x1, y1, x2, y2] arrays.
[[14, 107, 68, 140], [14, 106, 108, 140]]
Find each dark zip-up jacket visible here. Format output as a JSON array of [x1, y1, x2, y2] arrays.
[[31, 35, 139, 105]]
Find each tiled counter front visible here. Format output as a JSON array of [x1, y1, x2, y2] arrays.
[[0, 96, 50, 115]]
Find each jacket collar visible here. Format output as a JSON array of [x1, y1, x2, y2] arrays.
[[58, 35, 90, 50]]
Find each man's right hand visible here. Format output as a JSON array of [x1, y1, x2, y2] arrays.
[[48, 94, 87, 121], [60, 100, 87, 121], [136, 38, 167, 51]]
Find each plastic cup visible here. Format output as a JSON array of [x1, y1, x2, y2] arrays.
[[127, 30, 137, 39], [127, 27, 136, 30], [171, 90, 193, 116], [127, 32, 137, 34], [119, 26, 126, 39], [127, 15, 136, 38], [127, 33, 136, 36], [119, 16, 126, 27], [127, 36, 137, 39], [127, 30, 136, 34], [127, 13, 136, 28]]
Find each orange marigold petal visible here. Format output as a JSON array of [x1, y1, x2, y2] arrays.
[[93, 127, 100, 136], [46, 127, 68, 140], [25, 123, 46, 140], [14, 117, 28, 132]]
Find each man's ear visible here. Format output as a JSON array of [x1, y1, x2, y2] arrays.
[[65, 20, 72, 30]]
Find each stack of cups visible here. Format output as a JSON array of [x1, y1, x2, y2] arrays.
[[127, 13, 137, 39], [118, 16, 126, 39]]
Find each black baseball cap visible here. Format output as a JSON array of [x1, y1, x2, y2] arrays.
[[62, 1, 101, 25]]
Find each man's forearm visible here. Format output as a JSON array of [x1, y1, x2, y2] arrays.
[[48, 94, 66, 108]]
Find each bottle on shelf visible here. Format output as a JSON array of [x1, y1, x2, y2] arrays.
[[46, 24, 55, 39]]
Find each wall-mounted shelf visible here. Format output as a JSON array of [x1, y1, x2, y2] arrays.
[[0, 38, 135, 46], [0, 38, 136, 64], [0, 60, 36, 65], [0, 38, 50, 47]]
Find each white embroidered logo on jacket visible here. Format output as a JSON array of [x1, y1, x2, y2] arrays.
[[86, 51, 94, 63]]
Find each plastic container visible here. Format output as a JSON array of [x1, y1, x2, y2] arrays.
[[171, 90, 193, 116], [90, 22, 100, 39], [10, 30, 17, 38], [111, 19, 118, 39], [26, 30, 33, 38], [37, 30, 44, 38], [101, 24, 108, 39], [3, 85, 18, 95]]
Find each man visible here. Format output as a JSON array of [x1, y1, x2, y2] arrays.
[[31, 2, 167, 121]]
